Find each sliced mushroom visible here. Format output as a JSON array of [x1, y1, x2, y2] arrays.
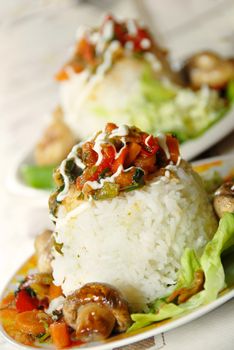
[[34, 229, 54, 274], [63, 282, 132, 342], [213, 181, 234, 218], [182, 51, 234, 90], [35, 106, 77, 166]]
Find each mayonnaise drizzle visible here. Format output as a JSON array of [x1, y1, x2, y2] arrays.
[[57, 143, 86, 202], [140, 38, 151, 49], [93, 131, 109, 166], [85, 165, 123, 190], [156, 132, 170, 159], [94, 125, 129, 166], [145, 134, 152, 147], [102, 19, 114, 41], [96, 40, 120, 76], [110, 124, 129, 137], [126, 19, 137, 36]]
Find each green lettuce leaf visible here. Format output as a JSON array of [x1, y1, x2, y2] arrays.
[[128, 213, 234, 332]]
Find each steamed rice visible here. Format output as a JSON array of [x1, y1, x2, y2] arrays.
[[52, 161, 217, 311]]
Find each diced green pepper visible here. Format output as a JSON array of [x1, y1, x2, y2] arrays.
[[227, 80, 234, 103], [93, 182, 119, 200], [21, 164, 56, 190]]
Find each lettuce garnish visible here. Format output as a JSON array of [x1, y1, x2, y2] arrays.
[[129, 213, 234, 332]]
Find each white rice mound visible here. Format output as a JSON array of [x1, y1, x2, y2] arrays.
[[52, 161, 217, 311]]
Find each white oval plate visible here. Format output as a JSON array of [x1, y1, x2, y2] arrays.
[[1, 155, 234, 349]]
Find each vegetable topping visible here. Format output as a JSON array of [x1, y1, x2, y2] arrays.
[[55, 15, 165, 81], [51, 123, 180, 206]]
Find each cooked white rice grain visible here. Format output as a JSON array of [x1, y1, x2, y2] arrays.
[[52, 161, 217, 311]]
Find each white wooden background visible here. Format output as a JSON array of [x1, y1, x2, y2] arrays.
[[0, 1, 234, 349]]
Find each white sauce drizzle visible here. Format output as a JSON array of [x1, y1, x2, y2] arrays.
[[102, 19, 114, 41], [157, 132, 170, 159], [46, 296, 65, 316], [176, 156, 181, 167], [144, 52, 162, 72], [110, 124, 129, 137], [57, 143, 86, 202], [214, 189, 221, 196], [96, 40, 120, 77], [93, 125, 129, 165], [93, 131, 109, 166], [145, 134, 152, 147], [140, 38, 151, 49], [85, 165, 123, 190], [231, 185, 234, 191], [115, 140, 127, 160], [126, 19, 137, 36]]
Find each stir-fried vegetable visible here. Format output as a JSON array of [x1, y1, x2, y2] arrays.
[[52, 123, 180, 204], [50, 322, 71, 349], [15, 289, 38, 312], [21, 165, 56, 190]]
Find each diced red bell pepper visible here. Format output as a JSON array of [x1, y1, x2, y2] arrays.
[[15, 289, 39, 313], [141, 135, 159, 156], [125, 27, 152, 52], [166, 135, 179, 164], [105, 123, 118, 133], [112, 146, 128, 173], [76, 145, 116, 190]]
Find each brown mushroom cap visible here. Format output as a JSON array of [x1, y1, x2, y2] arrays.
[[63, 282, 132, 341], [182, 51, 234, 89], [213, 181, 234, 218]]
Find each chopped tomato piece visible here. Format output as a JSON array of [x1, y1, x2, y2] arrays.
[[102, 144, 116, 166], [82, 142, 98, 166], [112, 146, 128, 173], [77, 145, 116, 189], [135, 28, 152, 52], [105, 122, 117, 133], [134, 154, 156, 174], [15, 289, 39, 313], [55, 62, 83, 81], [76, 166, 98, 189], [125, 142, 142, 167], [50, 322, 71, 349], [166, 135, 179, 164], [55, 68, 69, 81]]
